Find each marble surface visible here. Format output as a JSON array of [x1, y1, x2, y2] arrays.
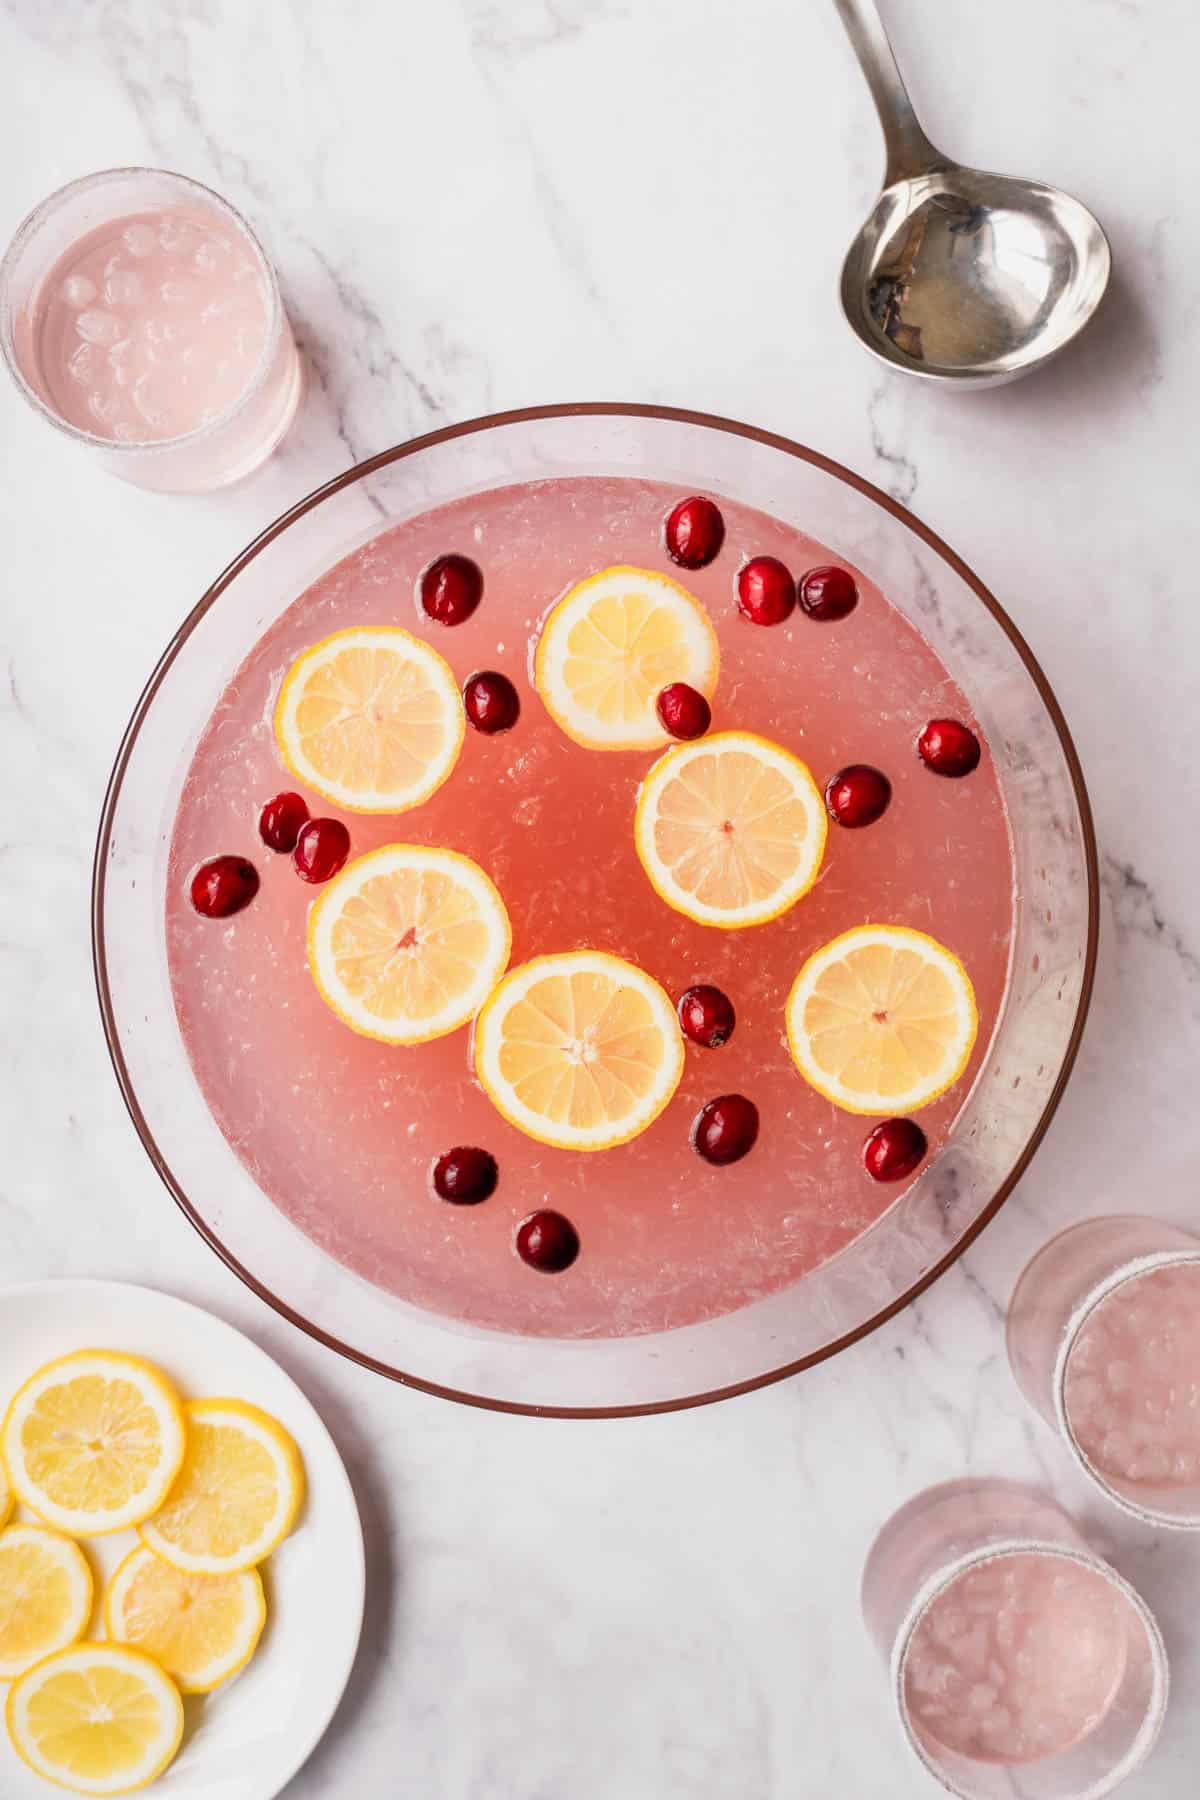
[[2, 1, 1198, 1794]]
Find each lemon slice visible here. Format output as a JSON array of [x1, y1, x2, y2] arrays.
[[634, 730, 827, 929], [474, 950, 684, 1151], [0, 1462, 11, 1530], [308, 844, 511, 1045], [786, 924, 979, 1115], [275, 625, 465, 813], [0, 1525, 94, 1679], [140, 1398, 304, 1575], [105, 1544, 266, 1694], [1, 1352, 186, 1537], [534, 565, 719, 750], [7, 1644, 183, 1796]]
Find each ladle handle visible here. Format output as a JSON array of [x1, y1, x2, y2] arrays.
[[833, 0, 942, 183]]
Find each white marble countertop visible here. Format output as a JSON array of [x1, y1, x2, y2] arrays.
[[3, 1, 1198, 1794]]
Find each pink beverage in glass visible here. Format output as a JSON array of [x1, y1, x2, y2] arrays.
[[0, 169, 301, 492], [36, 214, 268, 442], [165, 475, 1015, 1339], [1009, 1215, 1200, 1527], [863, 1481, 1168, 1799], [904, 1552, 1128, 1764], [1066, 1264, 1200, 1492]]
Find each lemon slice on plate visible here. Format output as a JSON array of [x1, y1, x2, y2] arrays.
[[474, 950, 684, 1151], [0, 1525, 94, 1679], [634, 730, 827, 929], [307, 844, 511, 1045], [275, 625, 465, 813], [105, 1544, 266, 1694], [534, 565, 719, 750], [1, 1351, 186, 1536], [7, 1643, 183, 1796], [786, 924, 978, 1115], [140, 1398, 304, 1575]]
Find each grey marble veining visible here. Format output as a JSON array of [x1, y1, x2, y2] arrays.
[[1, 0, 1199, 1794]]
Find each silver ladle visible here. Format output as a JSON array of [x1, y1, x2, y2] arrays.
[[835, 0, 1111, 386]]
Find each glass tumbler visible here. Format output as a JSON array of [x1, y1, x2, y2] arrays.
[[862, 1479, 1167, 1798], [1008, 1215, 1200, 1528], [0, 167, 301, 493]]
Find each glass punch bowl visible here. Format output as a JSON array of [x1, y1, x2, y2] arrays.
[[94, 406, 1097, 1416]]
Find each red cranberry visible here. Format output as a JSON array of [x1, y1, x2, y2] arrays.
[[516, 1210, 580, 1273], [918, 718, 982, 778], [737, 556, 795, 626], [799, 565, 858, 621], [293, 818, 351, 884], [656, 682, 711, 740], [864, 1118, 928, 1182], [259, 791, 309, 853], [190, 856, 259, 919], [693, 1094, 759, 1165], [463, 671, 520, 734], [678, 985, 736, 1048], [665, 496, 725, 570], [419, 554, 483, 627], [433, 1146, 498, 1205], [825, 765, 892, 828]]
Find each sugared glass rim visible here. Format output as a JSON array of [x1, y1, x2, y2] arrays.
[[91, 403, 1100, 1415], [0, 166, 285, 456], [892, 1539, 1168, 1800]]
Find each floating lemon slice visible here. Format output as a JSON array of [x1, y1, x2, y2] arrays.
[[1, 1351, 186, 1537], [105, 1544, 266, 1695], [0, 1525, 94, 1679], [634, 730, 827, 929], [140, 1398, 304, 1575], [786, 924, 978, 1115], [474, 951, 684, 1151], [7, 1643, 183, 1796], [534, 565, 719, 750], [275, 625, 465, 813], [307, 844, 511, 1045]]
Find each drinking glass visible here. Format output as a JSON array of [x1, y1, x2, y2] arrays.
[[0, 167, 301, 493], [1008, 1216, 1200, 1528], [862, 1480, 1167, 1799]]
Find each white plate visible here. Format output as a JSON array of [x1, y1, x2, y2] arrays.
[[0, 1280, 364, 1799]]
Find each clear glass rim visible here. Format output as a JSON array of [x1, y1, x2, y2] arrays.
[[90, 402, 1101, 1416], [892, 1539, 1169, 1800], [0, 166, 285, 455], [1054, 1248, 1200, 1528]]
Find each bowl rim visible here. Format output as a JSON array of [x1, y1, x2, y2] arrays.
[[91, 401, 1100, 1418]]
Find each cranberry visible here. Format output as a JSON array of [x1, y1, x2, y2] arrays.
[[293, 818, 351, 884], [664, 495, 725, 570], [419, 554, 483, 627], [737, 556, 795, 626], [825, 764, 892, 829], [799, 565, 858, 621], [259, 791, 309, 853], [918, 718, 982, 778], [678, 985, 736, 1048], [464, 671, 520, 734], [693, 1094, 759, 1165], [516, 1210, 580, 1273], [864, 1118, 928, 1182], [190, 856, 259, 919], [433, 1146, 498, 1205], [656, 682, 711, 741]]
